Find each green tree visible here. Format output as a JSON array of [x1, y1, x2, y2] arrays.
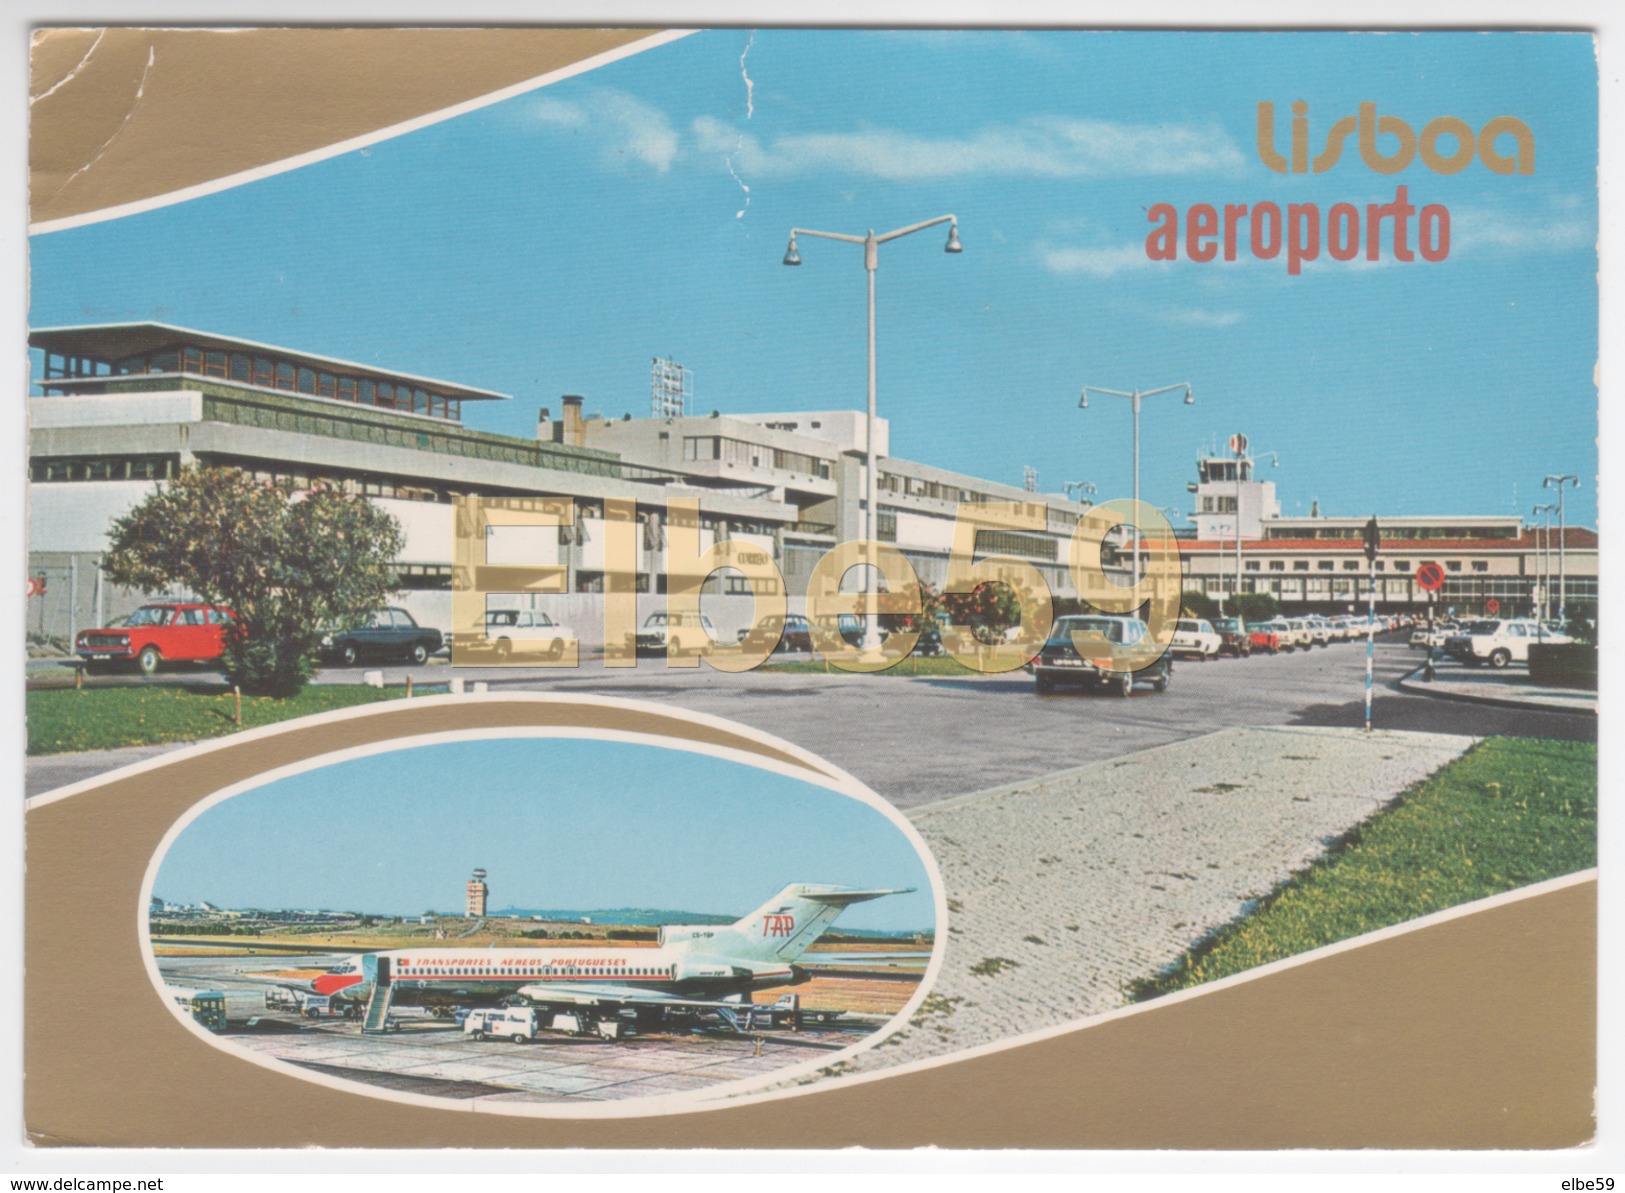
[[1181, 590, 1220, 621], [1231, 593, 1280, 623], [102, 467, 405, 696]]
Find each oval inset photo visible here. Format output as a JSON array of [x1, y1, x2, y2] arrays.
[[143, 730, 941, 1116]]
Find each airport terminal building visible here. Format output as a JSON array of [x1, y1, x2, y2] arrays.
[[1171, 452, 1598, 620], [26, 323, 1596, 644], [26, 323, 1096, 643]]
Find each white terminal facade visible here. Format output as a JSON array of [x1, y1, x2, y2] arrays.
[[1170, 450, 1596, 619], [26, 324, 1596, 644]]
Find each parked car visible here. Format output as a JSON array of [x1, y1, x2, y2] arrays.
[[1030, 615, 1171, 697], [1301, 617, 1332, 647], [1441, 619, 1573, 668], [1170, 618, 1224, 660], [1410, 620, 1462, 650], [1247, 622, 1283, 654], [1260, 617, 1306, 650], [481, 608, 575, 660], [735, 613, 813, 654], [632, 610, 718, 657], [323, 607, 443, 665], [1211, 617, 1253, 657], [75, 601, 235, 675], [463, 1007, 538, 1044]]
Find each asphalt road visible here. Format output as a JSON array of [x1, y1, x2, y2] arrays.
[[27, 635, 1594, 806]]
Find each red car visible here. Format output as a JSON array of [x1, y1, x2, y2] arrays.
[[1247, 625, 1284, 654], [75, 601, 236, 674]]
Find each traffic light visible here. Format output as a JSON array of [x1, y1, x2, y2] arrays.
[[1363, 517, 1380, 563]]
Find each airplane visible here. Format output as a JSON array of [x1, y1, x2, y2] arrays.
[[307, 883, 912, 1035]]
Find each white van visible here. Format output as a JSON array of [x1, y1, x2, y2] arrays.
[[463, 1007, 538, 1043]]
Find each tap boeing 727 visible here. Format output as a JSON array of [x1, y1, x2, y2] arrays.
[[308, 883, 913, 1034]]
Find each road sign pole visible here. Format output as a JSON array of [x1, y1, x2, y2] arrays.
[[1366, 558, 1375, 734]]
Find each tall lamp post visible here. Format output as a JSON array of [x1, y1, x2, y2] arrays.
[[1078, 381, 1194, 587], [1531, 503, 1556, 621], [1063, 480, 1097, 506], [784, 214, 962, 653], [1542, 474, 1581, 621]]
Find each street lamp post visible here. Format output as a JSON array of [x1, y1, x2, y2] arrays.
[[784, 214, 961, 655], [1063, 480, 1097, 506], [1078, 382, 1194, 587], [1542, 475, 1581, 621]]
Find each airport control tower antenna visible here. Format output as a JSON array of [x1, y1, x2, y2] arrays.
[[466, 868, 489, 918]]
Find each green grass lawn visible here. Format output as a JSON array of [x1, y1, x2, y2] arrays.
[[27, 684, 407, 755], [1129, 736, 1597, 1000], [762, 655, 992, 677]]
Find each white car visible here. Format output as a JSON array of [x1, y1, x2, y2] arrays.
[[1170, 618, 1223, 659], [483, 609, 575, 660], [1283, 618, 1318, 649], [633, 611, 718, 657], [1441, 619, 1573, 668]]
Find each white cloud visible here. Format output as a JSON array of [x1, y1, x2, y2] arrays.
[[692, 114, 1242, 181], [1450, 198, 1594, 255], [1037, 243, 1152, 278], [523, 89, 679, 174], [1156, 306, 1245, 328]]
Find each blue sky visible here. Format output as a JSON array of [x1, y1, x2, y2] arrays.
[[153, 736, 935, 932], [30, 30, 1598, 526]]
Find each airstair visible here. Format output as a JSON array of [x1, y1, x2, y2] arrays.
[[360, 955, 395, 1034]]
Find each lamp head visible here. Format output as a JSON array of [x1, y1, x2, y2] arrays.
[[782, 234, 801, 267], [1183, 386, 1195, 405], [1078, 390, 1089, 409], [944, 222, 963, 254]]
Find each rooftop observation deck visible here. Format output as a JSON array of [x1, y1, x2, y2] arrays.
[[30, 322, 508, 424], [28, 321, 630, 481]]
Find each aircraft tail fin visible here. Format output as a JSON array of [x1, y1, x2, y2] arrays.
[[705, 883, 911, 964]]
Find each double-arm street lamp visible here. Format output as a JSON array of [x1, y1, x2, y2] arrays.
[[1063, 480, 1098, 506], [1541, 474, 1581, 620], [1078, 382, 1194, 586], [784, 214, 962, 654]]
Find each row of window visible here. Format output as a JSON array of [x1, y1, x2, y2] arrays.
[[31, 456, 175, 483], [102, 344, 466, 421], [683, 435, 834, 479], [1262, 525, 1521, 541], [1239, 558, 1444, 573]]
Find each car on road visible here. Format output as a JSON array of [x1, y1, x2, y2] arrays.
[[480, 608, 575, 660], [735, 613, 814, 654], [323, 607, 444, 666], [1441, 619, 1573, 669], [75, 601, 235, 675], [1211, 617, 1253, 657], [1030, 615, 1171, 697], [632, 610, 718, 657], [1170, 618, 1224, 660]]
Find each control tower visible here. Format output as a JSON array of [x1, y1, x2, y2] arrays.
[[1190, 449, 1280, 543], [465, 868, 488, 918]]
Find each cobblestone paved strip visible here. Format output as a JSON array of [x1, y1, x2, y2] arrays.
[[832, 726, 1476, 1079]]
